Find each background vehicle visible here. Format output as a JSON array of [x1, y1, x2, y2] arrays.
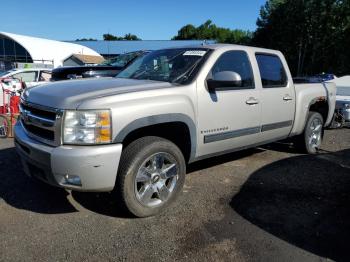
[[0, 68, 52, 88], [315, 73, 336, 82], [51, 50, 149, 81], [14, 45, 336, 217], [293, 73, 336, 84], [332, 76, 350, 127]]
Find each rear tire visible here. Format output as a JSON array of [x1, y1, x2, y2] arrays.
[[116, 136, 186, 217], [295, 112, 324, 154]]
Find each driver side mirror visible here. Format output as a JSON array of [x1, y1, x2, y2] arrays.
[[207, 71, 242, 91]]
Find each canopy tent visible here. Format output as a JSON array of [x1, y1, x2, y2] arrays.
[[0, 32, 101, 68]]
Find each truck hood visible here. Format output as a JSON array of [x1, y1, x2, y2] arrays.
[[23, 78, 173, 109]]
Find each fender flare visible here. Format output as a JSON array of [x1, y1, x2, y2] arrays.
[[114, 113, 197, 162]]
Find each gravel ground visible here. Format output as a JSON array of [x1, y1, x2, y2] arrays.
[[0, 129, 349, 262]]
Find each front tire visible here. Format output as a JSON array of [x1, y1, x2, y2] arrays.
[[116, 136, 186, 217], [295, 112, 324, 154]]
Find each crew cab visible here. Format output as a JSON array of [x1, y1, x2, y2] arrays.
[[14, 45, 336, 217]]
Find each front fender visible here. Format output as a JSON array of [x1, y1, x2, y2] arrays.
[[114, 113, 197, 161]]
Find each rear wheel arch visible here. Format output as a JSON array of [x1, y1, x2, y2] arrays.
[[308, 99, 329, 124], [297, 99, 328, 135]]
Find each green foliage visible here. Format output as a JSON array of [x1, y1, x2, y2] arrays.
[[123, 33, 140, 41], [253, 0, 350, 76], [103, 33, 141, 41], [172, 20, 252, 45], [103, 33, 119, 41], [75, 38, 97, 41]]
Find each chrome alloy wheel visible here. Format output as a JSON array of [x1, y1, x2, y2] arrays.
[[308, 118, 323, 150], [134, 152, 179, 207]]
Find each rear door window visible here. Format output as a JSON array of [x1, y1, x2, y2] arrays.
[[256, 54, 287, 88]]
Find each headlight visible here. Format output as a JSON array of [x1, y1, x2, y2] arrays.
[[63, 110, 112, 144]]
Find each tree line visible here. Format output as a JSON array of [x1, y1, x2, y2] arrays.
[[102, 33, 141, 41], [172, 20, 252, 45], [76, 33, 141, 42], [173, 0, 350, 76], [75, 0, 349, 76], [253, 0, 350, 76]]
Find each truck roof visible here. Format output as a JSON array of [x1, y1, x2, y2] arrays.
[[205, 44, 281, 53], [169, 43, 282, 55]]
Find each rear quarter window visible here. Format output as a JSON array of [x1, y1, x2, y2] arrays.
[[256, 53, 288, 88]]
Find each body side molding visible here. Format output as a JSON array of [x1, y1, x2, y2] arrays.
[[204, 120, 293, 144]]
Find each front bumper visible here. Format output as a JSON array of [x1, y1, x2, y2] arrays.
[[14, 122, 123, 192]]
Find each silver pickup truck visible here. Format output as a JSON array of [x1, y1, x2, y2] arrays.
[[14, 44, 336, 217]]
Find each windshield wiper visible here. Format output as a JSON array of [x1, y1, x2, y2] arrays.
[[171, 58, 203, 84]]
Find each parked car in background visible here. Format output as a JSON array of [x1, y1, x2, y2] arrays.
[[315, 73, 336, 81], [15, 45, 336, 217], [293, 76, 321, 83], [51, 50, 149, 81], [332, 76, 350, 127], [0, 68, 52, 88]]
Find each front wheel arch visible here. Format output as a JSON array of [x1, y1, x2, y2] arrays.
[[114, 114, 197, 162]]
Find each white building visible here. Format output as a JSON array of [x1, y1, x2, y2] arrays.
[[0, 32, 102, 69]]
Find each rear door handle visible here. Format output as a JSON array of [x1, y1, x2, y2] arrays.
[[283, 95, 293, 101], [246, 97, 259, 105]]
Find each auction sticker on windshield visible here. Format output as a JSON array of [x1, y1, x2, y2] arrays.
[[183, 50, 207, 56]]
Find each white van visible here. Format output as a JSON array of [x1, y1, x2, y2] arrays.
[[0, 68, 52, 88]]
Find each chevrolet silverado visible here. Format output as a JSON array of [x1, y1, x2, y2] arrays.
[[14, 44, 336, 217]]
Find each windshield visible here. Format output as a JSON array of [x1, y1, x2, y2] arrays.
[[116, 48, 210, 84], [101, 52, 140, 67]]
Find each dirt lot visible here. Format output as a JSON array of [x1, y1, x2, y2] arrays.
[[0, 129, 349, 262]]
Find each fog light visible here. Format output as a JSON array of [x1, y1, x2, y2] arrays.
[[64, 174, 82, 186]]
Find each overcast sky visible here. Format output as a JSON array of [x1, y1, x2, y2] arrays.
[[1, 0, 266, 40]]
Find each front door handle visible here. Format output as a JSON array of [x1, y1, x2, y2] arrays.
[[283, 95, 293, 101], [246, 97, 259, 105]]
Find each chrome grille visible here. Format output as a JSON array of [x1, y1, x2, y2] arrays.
[[19, 100, 63, 146]]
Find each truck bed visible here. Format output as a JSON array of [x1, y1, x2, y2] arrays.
[[291, 82, 336, 135]]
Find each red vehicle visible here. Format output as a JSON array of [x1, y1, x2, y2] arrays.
[[0, 78, 22, 138]]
